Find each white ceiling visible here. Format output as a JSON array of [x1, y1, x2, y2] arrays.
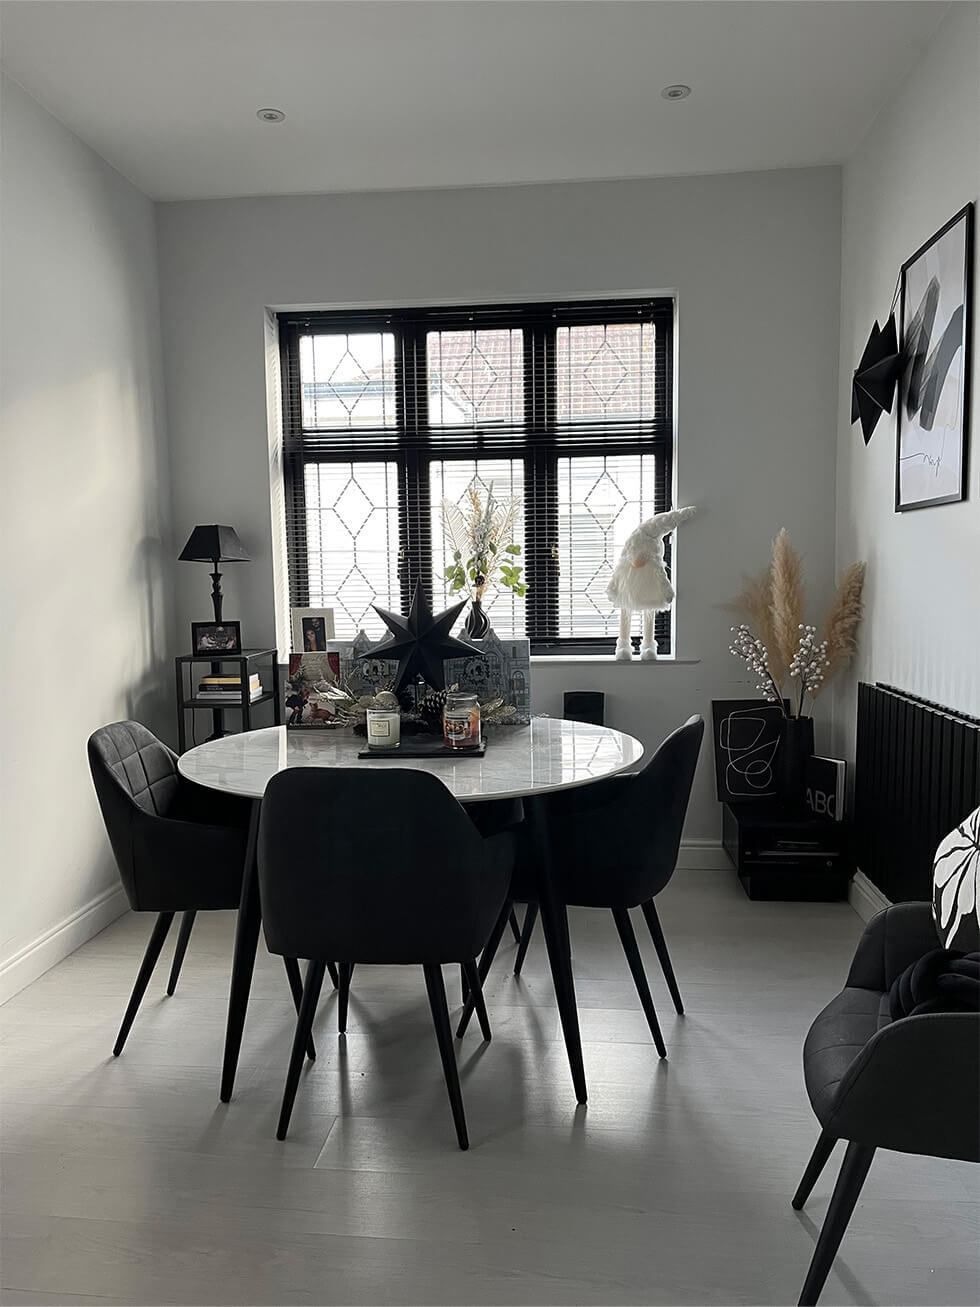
[[0, 1, 947, 202]]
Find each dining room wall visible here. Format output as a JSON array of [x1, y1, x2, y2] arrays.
[[156, 164, 843, 850], [0, 74, 175, 1001], [832, 0, 980, 773]]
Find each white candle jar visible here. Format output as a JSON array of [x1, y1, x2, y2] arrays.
[[366, 708, 400, 750]]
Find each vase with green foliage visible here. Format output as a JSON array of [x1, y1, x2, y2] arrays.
[[442, 483, 527, 638]]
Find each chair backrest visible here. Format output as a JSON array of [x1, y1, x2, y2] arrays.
[[258, 767, 512, 965], [87, 721, 180, 905], [620, 714, 705, 899]]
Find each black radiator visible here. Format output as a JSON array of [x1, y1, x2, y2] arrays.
[[855, 682, 980, 902]]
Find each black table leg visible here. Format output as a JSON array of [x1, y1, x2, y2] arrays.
[[525, 795, 588, 1105], [220, 797, 262, 1103]]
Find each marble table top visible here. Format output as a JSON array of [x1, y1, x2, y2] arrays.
[[177, 718, 644, 803]]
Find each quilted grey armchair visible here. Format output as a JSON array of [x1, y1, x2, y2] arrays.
[[792, 901, 980, 1305]]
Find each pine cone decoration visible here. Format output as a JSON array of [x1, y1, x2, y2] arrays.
[[417, 688, 448, 732]]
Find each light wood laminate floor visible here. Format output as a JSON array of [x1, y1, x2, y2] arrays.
[[1, 871, 977, 1306]]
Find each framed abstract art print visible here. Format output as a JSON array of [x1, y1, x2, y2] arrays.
[[896, 203, 974, 511]]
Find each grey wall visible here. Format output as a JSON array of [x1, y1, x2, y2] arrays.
[[157, 166, 843, 843], [833, 1, 980, 770], [0, 76, 174, 999]]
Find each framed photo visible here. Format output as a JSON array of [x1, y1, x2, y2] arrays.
[[897, 203, 974, 511], [291, 607, 336, 653], [191, 620, 242, 655], [283, 653, 343, 728]]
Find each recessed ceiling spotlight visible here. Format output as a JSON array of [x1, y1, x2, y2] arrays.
[[256, 108, 286, 123], [661, 84, 691, 101]]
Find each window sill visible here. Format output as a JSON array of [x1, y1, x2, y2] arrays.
[[530, 655, 701, 666]]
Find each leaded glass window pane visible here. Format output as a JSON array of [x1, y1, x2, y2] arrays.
[[305, 462, 400, 636], [300, 332, 396, 429], [556, 322, 656, 422], [557, 454, 659, 638], [427, 329, 523, 427]]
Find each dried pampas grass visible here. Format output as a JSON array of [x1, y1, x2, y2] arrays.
[[769, 528, 805, 670], [727, 568, 786, 685], [726, 529, 866, 714], [819, 562, 866, 689]]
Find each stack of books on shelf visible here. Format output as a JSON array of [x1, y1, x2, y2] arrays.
[[196, 673, 264, 703]]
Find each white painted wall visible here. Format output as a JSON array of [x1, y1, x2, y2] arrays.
[[832, 2, 980, 770], [157, 167, 842, 841], [0, 76, 175, 1000]]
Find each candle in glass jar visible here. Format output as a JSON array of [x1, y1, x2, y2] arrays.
[[366, 708, 400, 750], [443, 692, 481, 750]]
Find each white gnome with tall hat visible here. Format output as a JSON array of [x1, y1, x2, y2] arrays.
[[607, 506, 697, 661]]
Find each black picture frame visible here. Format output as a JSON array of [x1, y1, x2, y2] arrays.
[[896, 203, 974, 511], [191, 620, 242, 656]]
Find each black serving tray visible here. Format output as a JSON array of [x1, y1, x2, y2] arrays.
[[358, 736, 486, 760]]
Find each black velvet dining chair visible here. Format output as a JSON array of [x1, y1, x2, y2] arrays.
[[458, 715, 704, 1055], [258, 766, 514, 1148], [88, 721, 317, 1057], [791, 901, 980, 1306]]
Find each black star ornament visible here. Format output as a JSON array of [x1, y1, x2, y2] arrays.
[[360, 584, 484, 692], [851, 314, 903, 445]]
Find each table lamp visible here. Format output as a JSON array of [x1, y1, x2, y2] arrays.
[[178, 525, 250, 622]]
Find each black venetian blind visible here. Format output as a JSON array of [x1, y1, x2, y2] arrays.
[[279, 297, 674, 654]]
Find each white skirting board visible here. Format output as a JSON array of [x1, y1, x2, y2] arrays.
[[0, 883, 130, 1007], [676, 840, 731, 872], [0, 839, 732, 1007], [848, 868, 891, 922]]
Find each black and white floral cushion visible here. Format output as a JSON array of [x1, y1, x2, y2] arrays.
[[933, 805, 980, 952]]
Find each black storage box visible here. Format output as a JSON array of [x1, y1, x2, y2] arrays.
[[723, 802, 851, 901]]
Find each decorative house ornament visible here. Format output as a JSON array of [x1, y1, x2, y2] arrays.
[[360, 584, 482, 693], [933, 806, 980, 952], [851, 314, 903, 444], [607, 506, 697, 661], [444, 632, 531, 724]]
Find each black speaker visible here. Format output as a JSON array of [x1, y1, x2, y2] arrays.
[[563, 691, 605, 726]]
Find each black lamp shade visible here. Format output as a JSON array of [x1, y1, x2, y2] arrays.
[[178, 525, 250, 564], [851, 314, 903, 445]]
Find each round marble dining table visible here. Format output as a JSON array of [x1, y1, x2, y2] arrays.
[[178, 718, 644, 1106], [178, 717, 643, 803]]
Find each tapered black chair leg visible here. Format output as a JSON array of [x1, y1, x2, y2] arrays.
[[327, 961, 339, 989], [423, 963, 469, 1150], [338, 962, 354, 1033], [283, 957, 317, 1060], [792, 1129, 837, 1210], [113, 912, 175, 1056], [513, 902, 538, 976], [508, 907, 522, 943], [461, 959, 492, 1041], [276, 961, 327, 1141], [166, 910, 196, 996], [456, 898, 510, 1037], [797, 1142, 875, 1306], [612, 907, 667, 1058], [641, 899, 684, 1015]]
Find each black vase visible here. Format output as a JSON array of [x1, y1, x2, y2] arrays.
[[464, 597, 491, 639], [778, 715, 815, 804]]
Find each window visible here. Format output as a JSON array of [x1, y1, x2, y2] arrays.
[[280, 298, 674, 653]]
